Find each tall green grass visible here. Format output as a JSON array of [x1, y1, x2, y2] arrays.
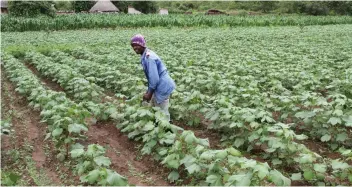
[[2, 14, 352, 32]]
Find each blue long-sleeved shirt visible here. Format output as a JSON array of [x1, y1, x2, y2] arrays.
[[140, 48, 176, 104]]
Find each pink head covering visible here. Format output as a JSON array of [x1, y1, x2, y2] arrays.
[[131, 34, 146, 47]]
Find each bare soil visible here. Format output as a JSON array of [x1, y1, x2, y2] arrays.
[[25, 63, 65, 92], [1, 70, 63, 185], [85, 121, 170, 185]]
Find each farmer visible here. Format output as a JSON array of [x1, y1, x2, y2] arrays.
[[131, 34, 176, 122]]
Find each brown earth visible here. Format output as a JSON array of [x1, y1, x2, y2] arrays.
[[25, 63, 65, 93], [1, 70, 63, 185], [85, 121, 170, 185]]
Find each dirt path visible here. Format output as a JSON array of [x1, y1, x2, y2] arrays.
[[24, 62, 65, 92], [1, 69, 62, 185], [86, 121, 170, 185]]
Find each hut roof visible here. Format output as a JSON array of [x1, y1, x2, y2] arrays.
[[89, 0, 119, 12]]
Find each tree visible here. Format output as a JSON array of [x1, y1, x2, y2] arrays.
[[258, 2, 278, 13], [132, 1, 157, 14], [112, 1, 157, 14], [8, 1, 56, 17], [72, 1, 94, 12], [54, 1, 73, 11], [302, 2, 329, 16], [111, 1, 130, 13], [326, 1, 352, 15]]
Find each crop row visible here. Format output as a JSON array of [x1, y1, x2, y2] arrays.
[[48, 49, 351, 153], [70, 47, 352, 150], [2, 54, 129, 186], [22, 51, 294, 185], [43, 50, 352, 185]]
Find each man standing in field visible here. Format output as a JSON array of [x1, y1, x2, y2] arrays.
[[131, 34, 176, 122]]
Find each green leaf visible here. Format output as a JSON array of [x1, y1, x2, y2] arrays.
[[227, 147, 242, 157], [331, 160, 350, 170], [200, 151, 215, 161], [328, 117, 341, 125], [299, 154, 315, 164], [8, 172, 20, 181], [197, 138, 210, 147], [272, 159, 282, 165], [142, 121, 154, 131], [303, 170, 315, 180], [333, 109, 343, 116], [342, 116, 352, 127], [254, 165, 269, 179], [295, 111, 316, 119], [248, 133, 259, 142], [70, 148, 84, 158], [269, 169, 291, 186], [321, 134, 331, 142], [71, 143, 85, 150], [291, 173, 302, 181], [86, 169, 100, 184], [106, 171, 128, 186], [186, 163, 201, 174], [206, 174, 223, 186], [236, 173, 252, 186], [215, 150, 228, 160], [110, 112, 119, 119], [295, 134, 308, 140], [167, 160, 179, 169], [94, 156, 111, 167], [234, 138, 245, 148], [52, 128, 63, 137], [336, 132, 347, 142], [168, 171, 179, 182], [313, 164, 327, 173], [68, 123, 88, 134], [180, 155, 196, 166], [184, 132, 197, 144], [210, 112, 219, 121]]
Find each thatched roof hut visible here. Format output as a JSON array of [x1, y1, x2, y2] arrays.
[[89, 0, 119, 13], [128, 6, 142, 14], [1, 0, 8, 14]]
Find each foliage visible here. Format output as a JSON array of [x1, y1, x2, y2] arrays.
[[1, 171, 20, 186], [54, 1, 73, 11], [72, 1, 94, 13], [111, 1, 129, 13], [2, 14, 352, 32], [157, 1, 352, 15], [7, 1, 55, 17], [2, 24, 352, 186], [1, 54, 128, 186], [0, 120, 13, 135], [132, 1, 157, 14], [71, 144, 128, 185]]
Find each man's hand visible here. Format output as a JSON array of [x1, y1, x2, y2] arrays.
[[143, 92, 153, 102]]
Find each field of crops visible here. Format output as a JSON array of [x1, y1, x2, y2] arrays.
[[1, 23, 352, 186], [2, 14, 352, 32]]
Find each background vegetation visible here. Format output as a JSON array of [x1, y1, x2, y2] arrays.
[[7, 1, 352, 17]]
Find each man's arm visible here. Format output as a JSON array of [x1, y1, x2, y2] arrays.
[[143, 58, 159, 101]]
